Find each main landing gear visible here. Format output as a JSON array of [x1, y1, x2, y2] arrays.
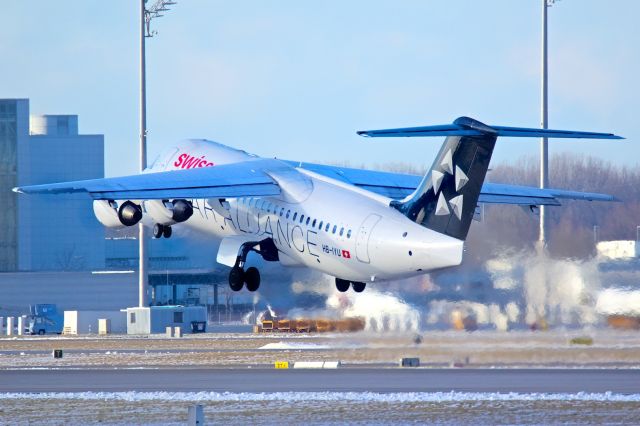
[[335, 278, 366, 293], [229, 265, 260, 292], [228, 239, 278, 292], [152, 223, 172, 239]]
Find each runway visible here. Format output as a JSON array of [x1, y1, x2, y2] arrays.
[[2, 368, 639, 394]]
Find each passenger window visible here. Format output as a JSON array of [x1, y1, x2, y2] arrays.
[[306, 217, 311, 226], [340, 227, 344, 236], [325, 223, 330, 232], [300, 215, 305, 224], [318, 221, 323, 230], [312, 219, 316, 227], [292, 212, 297, 221], [347, 229, 352, 238], [332, 225, 337, 234], [280, 208, 284, 216], [286, 210, 290, 219]]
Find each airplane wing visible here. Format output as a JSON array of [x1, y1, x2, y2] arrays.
[[13, 159, 283, 200], [14, 153, 616, 206], [289, 161, 617, 205]]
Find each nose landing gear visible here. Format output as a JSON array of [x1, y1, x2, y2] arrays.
[[335, 278, 366, 293], [352, 281, 366, 293], [335, 278, 350, 292]]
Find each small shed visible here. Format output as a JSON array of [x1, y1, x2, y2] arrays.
[[125, 306, 207, 335], [63, 310, 126, 335]]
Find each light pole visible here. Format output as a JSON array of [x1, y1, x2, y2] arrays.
[[138, 0, 176, 307], [539, 0, 558, 248]]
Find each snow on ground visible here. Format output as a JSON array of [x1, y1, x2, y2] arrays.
[[1, 390, 639, 402]]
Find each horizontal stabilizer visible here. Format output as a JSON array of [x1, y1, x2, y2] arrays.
[[357, 116, 623, 140]]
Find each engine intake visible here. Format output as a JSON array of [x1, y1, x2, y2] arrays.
[[171, 199, 193, 223], [117, 201, 143, 226], [144, 199, 193, 226]]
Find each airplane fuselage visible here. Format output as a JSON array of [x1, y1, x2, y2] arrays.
[[145, 140, 464, 283]]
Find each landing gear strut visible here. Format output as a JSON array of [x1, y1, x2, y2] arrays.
[[335, 278, 366, 293], [228, 240, 272, 292], [153, 223, 172, 239]]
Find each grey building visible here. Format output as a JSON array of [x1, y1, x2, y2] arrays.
[[0, 99, 105, 271]]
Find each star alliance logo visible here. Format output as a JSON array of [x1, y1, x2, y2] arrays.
[[432, 149, 469, 220]]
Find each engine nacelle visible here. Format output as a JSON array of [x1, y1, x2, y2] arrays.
[[118, 200, 143, 226], [93, 200, 143, 228], [144, 199, 193, 226]]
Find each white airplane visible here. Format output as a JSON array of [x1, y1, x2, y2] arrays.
[[15, 117, 621, 293]]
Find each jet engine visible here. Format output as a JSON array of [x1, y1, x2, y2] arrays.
[[144, 199, 193, 226], [93, 200, 143, 228]]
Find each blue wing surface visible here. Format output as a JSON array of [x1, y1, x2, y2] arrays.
[[290, 161, 616, 206], [14, 159, 282, 200]]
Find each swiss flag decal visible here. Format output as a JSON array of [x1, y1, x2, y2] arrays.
[[342, 250, 351, 259]]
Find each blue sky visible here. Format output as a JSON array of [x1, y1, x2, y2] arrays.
[[1, 1, 637, 177]]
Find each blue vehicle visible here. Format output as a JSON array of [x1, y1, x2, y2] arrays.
[[27, 304, 63, 335]]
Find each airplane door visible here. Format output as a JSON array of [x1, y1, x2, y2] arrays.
[[355, 214, 381, 264]]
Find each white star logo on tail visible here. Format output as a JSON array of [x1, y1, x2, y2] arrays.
[[449, 194, 464, 220], [432, 170, 445, 195], [435, 192, 450, 216], [455, 165, 469, 191], [440, 149, 453, 174]]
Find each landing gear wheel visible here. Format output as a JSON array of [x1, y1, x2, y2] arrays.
[[244, 267, 261, 292], [162, 225, 172, 238], [352, 282, 366, 293], [229, 267, 245, 291], [335, 278, 350, 293], [153, 223, 164, 239]]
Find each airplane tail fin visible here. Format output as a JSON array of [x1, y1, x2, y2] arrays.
[[357, 116, 622, 241]]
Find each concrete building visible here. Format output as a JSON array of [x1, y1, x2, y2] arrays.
[[0, 98, 105, 271], [0, 99, 252, 323]]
